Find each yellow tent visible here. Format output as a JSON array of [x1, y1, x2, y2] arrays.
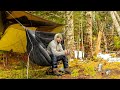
[[0, 11, 64, 53], [0, 24, 36, 53]]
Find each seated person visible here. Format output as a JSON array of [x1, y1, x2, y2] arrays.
[[47, 33, 71, 76]]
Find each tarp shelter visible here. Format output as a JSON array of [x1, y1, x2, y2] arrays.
[[26, 30, 55, 66], [0, 11, 64, 53], [0, 11, 64, 66]]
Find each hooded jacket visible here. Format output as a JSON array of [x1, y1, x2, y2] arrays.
[[47, 33, 65, 56]]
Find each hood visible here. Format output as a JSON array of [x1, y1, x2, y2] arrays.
[[54, 33, 63, 42]]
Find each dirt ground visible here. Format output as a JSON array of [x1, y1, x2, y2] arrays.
[[0, 57, 120, 79]]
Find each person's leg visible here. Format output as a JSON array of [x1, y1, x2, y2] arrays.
[[57, 55, 71, 74], [46, 66, 53, 75], [50, 54, 62, 76], [50, 54, 57, 68]]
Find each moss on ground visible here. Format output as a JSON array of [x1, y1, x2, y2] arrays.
[[0, 58, 120, 79]]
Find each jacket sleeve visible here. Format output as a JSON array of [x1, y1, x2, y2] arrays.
[[50, 43, 65, 56], [59, 44, 64, 51]]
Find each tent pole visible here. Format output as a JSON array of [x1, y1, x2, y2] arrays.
[[26, 56, 30, 79], [26, 30, 34, 79], [6, 11, 26, 29]]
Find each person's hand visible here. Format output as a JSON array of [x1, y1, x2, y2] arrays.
[[64, 50, 68, 55], [65, 50, 70, 55], [67, 50, 70, 55]]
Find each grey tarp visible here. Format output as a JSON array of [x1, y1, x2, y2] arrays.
[[26, 30, 54, 66], [26, 30, 65, 66]]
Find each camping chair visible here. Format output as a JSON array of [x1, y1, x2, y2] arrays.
[[26, 29, 65, 74]]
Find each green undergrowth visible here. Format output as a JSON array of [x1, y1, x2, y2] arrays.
[[0, 58, 120, 79]]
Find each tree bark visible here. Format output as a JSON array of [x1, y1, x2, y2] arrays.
[[110, 11, 120, 37], [0, 11, 4, 33], [103, 31, 108, 53], [94, 22, 104, 56], [114, 11, 120, 22], [84, 11, 93, 58], [81, 12, 84, 58], [64, 11, 74, 50]]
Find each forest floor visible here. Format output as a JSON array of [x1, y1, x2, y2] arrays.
[[0, 57, 120, 79]]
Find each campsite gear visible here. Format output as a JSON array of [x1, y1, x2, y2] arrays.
[[105, 70, 111, 75], [26, 30, 54, 66], [53, 68, 62, 76], [0, 11, 64, 53], [78, 51, 84, 60], [0, 11, 64, 66], [0, 11, 63, 34], [59, 67, 64, 72], [64, 68, 71, 74], [46, 67, 53, 75], [74, 50, 78, 59], [0, 24, 36, 53], [78, 51, 82, 59], [98, 63, 102, 72]]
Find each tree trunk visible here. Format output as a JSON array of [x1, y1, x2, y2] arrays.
[[103, 31, 108, 53], [81, 12, 84, 58], [110, 11, 120, 37], [0, 11, 4, 33], [84, 11, 93, 58], [111, 23, 115, 35], [64, 11, 74, 51], [94, 22, 104, 56], [114, 11, 120, 22]]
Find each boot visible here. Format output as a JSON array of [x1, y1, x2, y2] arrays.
[[53, 68, 62, 76], [64, 68, 71, 74], [46, 67, 53, 75]]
